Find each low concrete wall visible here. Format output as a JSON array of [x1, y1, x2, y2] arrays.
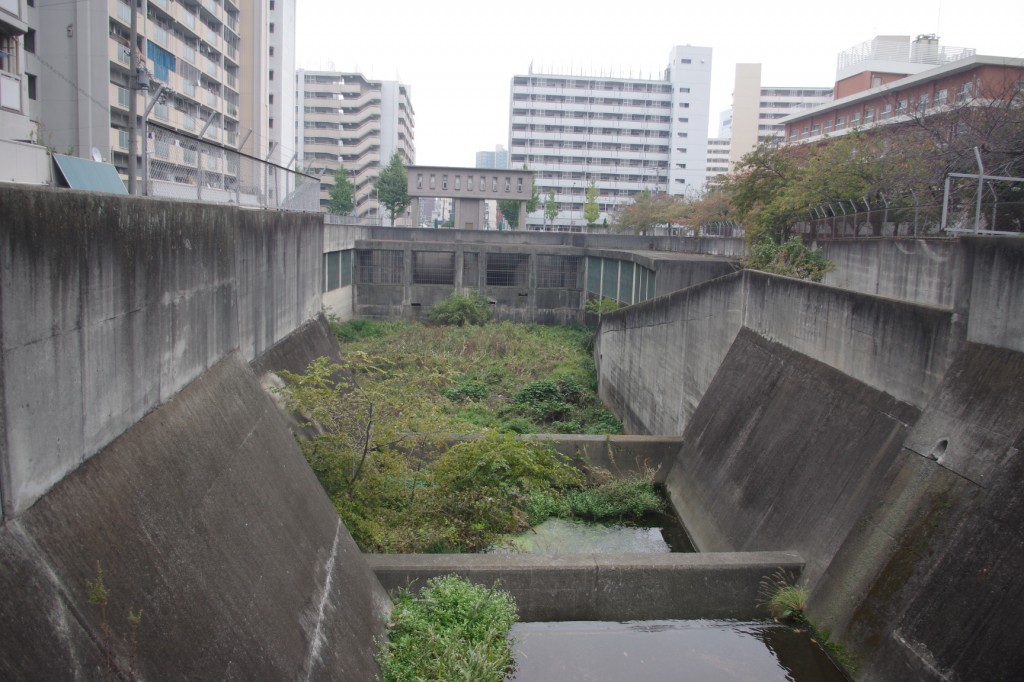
[[329, 223, 744, 258], [529, 435, 682, 484], [0, 352, 390, 680], [367, 551, 803, 622], [0, 185, 321, 517], [820, 239, 961, 309]]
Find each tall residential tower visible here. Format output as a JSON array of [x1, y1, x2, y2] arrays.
[[508, 45, 712, 231]]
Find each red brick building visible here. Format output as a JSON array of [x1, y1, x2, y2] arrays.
[[781, 55, 1024, 144]]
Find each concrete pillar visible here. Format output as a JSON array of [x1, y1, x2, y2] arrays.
[[411, 197, 420, 228]]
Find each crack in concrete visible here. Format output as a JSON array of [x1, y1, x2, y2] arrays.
[[303, 519, 342, 682]]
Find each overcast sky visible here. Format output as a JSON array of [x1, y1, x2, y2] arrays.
[[295, 0, 1023, 167]]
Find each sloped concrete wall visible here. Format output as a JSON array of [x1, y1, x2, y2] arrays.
[[664, 329, 919, 586], [0, 352, 390, 680], [0, 185, 321, 518], [811, 343, 1024, 681]]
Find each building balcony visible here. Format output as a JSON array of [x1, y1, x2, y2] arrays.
[[109, 39, 133, 69], [111, 127, 131, 152]]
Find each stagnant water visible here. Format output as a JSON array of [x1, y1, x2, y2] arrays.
[[507, 620, 847, 681], [492, 512, 695, 554]]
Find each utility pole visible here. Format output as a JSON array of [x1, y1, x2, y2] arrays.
[[127, 0, 139, 193]]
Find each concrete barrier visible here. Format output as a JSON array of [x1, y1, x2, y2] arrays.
[[367, 551, 803, 622], [0, 352, 390, 680], [0, 185, 321, 517]]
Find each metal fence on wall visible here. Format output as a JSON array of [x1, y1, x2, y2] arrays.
[[145, 123, 320, 211]]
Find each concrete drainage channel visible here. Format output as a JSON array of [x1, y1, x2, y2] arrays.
[[368, 436, 830, 679]]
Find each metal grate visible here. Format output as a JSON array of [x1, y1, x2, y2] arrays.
[[356, 249, 404, 284], [486, 253, 529, 287], [413, 251, 456, 285], [536, 255, 583, 289]]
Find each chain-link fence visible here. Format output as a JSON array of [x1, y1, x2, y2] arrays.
[[144, 123, 320, 211]]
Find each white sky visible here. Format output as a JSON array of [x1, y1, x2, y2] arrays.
[[296, 0, 1024, 167]]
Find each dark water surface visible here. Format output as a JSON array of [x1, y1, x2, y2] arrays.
[[508, 620, 846, 681], [494, 512, 696, 554]]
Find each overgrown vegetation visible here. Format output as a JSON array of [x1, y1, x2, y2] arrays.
[[526, 469, 664, 526], [376, 575, 517, 682], [86, 562, 144, 682], [427, 291, 493, 326], [329, 319, 620, 436], [744, 235, 835, 282], [759, 569, 859, 676], [584, 296, 621, 316]]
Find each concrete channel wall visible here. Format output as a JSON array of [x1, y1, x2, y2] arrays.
[[0, 186, 321, 518], [0, 187, 390, 679], [595, 236, 1024, 681]]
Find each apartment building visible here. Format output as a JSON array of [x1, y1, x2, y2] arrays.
[[475, 144, 509, 169], [508, 45, 712, 231], [296, 70, 415, 217], [0, 0, 32, 142], [727, 63, 832, 168], [22, 0, 287, 202], [267, 0, 295, 169], [706, 137, 730, 183]]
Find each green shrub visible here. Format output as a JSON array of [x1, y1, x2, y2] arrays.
[[744, 236, 835, 282], [377, 575, 518, 682], [331, 318, 391, 342], [585, 296, 622, 315], [428, 291, 493, 326], [563, 475, 664, 521], [441, 379, 490, 403]]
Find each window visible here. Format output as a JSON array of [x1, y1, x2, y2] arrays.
[[881, 104, 892, 120], [492, 177, 498, 192], [936, 89, 948, 105], [836, 116, 845, 129], [480, 175, 486, 192], [429, 174, 435, 189], [24, 29, 35, 54], [679, 102, 689, 108], [824, 120, 833, 133], [679, 87, 689, 93], [467, 176, 473, 191], [416, 173, 423, 189], [517, 177, 523, 193], [454, 175, 461, 190], [957, 81, 973, 102], [269, 23, 274, 33], [269, 118, 274, 128], [678, 117, 688, 123], [864, 108, 875, 123], [269, 70, 274, 81], [0, 31, 17, 73], [442, 174, 448, 190], [918, 93, 929, 110], [680, 58, 691, 64], [268, 94, 274, 104], [812, 123, 821, 135], [27, 73, 36, 100], [269, 46, 274, 57], [413, 252, 455, 285], [269, 0, 275, 8], [504, 177, 511, 192], [896, 99, 908, 114], [851, 112, 860, 126]]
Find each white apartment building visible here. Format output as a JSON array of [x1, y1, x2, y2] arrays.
[[267, 0, 295, 169], [22, 0, 288, 201], [296, 70, 414, 217], [727, 63, 832, 168], [706, 137, 730, 182], [508, 45, 712, 231]]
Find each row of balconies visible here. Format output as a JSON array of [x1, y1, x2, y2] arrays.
[[112, 0, 230, 59]]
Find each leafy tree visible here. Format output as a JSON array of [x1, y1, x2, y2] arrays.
[[327, 166, 355, 215], [375, 152, 411, 226], [614, 189, 687, 234], [544, 189, 558, 228], [583, 179, 600, 226], [745, 235, 835, 282], [497, 165, 539, 230]]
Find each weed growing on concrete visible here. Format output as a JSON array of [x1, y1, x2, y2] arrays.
[[85, 562, 145, 681], [526, 469, 664, 525], [376, 575, 517, 682], [758, 569, 859, 676]]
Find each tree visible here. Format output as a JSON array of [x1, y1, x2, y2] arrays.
[[497, 165, 539, 230], [613, 189, 687, 234], [544, 189, 558, 229], [327, 166, 355, 215], [374, 152, 411, 226], [583, 179, 600, 227]]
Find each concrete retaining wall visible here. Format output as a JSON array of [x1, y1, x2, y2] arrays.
[[596, 272, 745, 434], [820, 239, 961, 309], [0, 185, 321, 517], [0, 352, 390, 680], [367, 551, 803, 622]]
